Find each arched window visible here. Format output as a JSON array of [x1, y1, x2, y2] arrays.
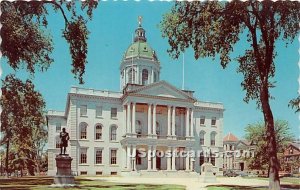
[[110, 125, 117, 141], [142, 69, 148, 85], [156, 122, 160, 135], [128, 68, 135, 84], [79, 122, 88, 139], [95, 124, 103, 140], [199, 131, 205, 145], [136, 120, 142, 134], [210, 132, 216, 146]]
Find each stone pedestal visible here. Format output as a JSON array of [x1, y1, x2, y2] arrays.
[[53, 154, 75, 186], [199, 163, 217, 183]]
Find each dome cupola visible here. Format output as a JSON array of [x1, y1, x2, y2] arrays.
[[120, 16, 161, 91]]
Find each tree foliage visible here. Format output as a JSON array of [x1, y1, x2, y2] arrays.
[[244, 120, 293, 171], [160, 1, 299, 189], [1, 0, 98, 83], [0, 75, 47, 175]]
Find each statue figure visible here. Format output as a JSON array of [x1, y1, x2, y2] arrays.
[[60, 128, 70, 155]]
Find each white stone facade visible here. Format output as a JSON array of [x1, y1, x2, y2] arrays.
[[47, 20, 224, 177]]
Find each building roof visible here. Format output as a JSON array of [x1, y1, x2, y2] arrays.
[[123, 22, 159, 62], [223, 132, 239, 142]]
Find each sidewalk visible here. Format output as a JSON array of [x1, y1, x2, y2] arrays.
[[86, 176, 271, 190]]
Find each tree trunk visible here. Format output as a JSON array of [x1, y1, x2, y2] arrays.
[[260, 84, 280, 190], [5, 140, 9, 178]]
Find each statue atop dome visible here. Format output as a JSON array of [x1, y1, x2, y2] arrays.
[[138, 16, 142, 27]]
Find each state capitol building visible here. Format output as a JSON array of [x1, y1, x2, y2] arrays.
[[47, 19, 225, 177]]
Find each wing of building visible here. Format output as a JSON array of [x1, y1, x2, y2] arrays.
[[46, 19, 225, 177]]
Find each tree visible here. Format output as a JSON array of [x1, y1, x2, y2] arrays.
[[289, 96, 300, 113], [244, 120, 293, 173], [0, 75, 46, 176], [0, 1, 98, 176], [160, 1, 299, 189], [1, 0, 98, 83]]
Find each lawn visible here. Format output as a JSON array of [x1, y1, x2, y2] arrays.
[[0, 176, 185, 190], [207, 177, 300, 190]]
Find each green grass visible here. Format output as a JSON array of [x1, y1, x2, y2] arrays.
[[0, 176, 185, 190]]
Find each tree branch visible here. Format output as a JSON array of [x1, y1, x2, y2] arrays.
[[43, 1, 69, 29]]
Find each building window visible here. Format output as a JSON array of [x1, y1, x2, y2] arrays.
[[80, 122, 88, 139], [56, 123, 61, 132], [211, 156, 215, 166], [95, 124, 102, 140], [199, 153, 204, 166], [136, 150, 142, 165], [96, 171, 102, 175], [128, 68, 135, 84], [199, 131, 205, 145], [210, 132, 216, 146], [156, 122, 160, 135], [110, 149, 117, 165], [95, 149, 103, 164], [136, 120, 142, 136], [110, 125, 117, 141], [142, 69, 148, 85], [80, 105, 87, 116], [211, 117, 216, 126], [80, 148, 87, 164], [96, 106, 102, 117], [200, 116, 205, 125], [111, 108, 117, 118]]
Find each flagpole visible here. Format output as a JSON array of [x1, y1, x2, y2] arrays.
[[182, 53, 185, 90]]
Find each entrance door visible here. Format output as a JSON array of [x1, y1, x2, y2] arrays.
[[156, 157, 161, 170], [240, 163, 244, 171]]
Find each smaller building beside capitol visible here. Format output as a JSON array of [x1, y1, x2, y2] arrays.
[[47, 17, 225, 177]]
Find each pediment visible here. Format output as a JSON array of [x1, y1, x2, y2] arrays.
[[129, 81, 195, 101]]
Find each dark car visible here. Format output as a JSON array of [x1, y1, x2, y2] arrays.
[[223, 170, 238, 177]]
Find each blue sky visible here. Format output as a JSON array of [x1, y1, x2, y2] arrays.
[[1, 1, 299, 139]]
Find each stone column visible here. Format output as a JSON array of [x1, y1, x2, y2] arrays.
[[152, 104, 157, 136], [167, 147, 171, 170], [132, 103, 136, 134], [123, 105, 127, 135], [172, 106, 176, 137], [167, 106, 171, 137], [190, 108, 194, 137], [126, 146, 131, 170], [132, 146, 136, 171], [127, 103, 131, 133], [185, 147, 190, 171], [171, 147, 176, 170], [153, 146, 157, 170], [148, 145, 152, 170], [185, 108, 190, 137], [151, 69, 154, 83], [148, 104, 152, 137]]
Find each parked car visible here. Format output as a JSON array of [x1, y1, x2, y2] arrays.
[[279, 172, 292, 178], [223, 170, 238, 177], [236, 171, 248, 177]]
